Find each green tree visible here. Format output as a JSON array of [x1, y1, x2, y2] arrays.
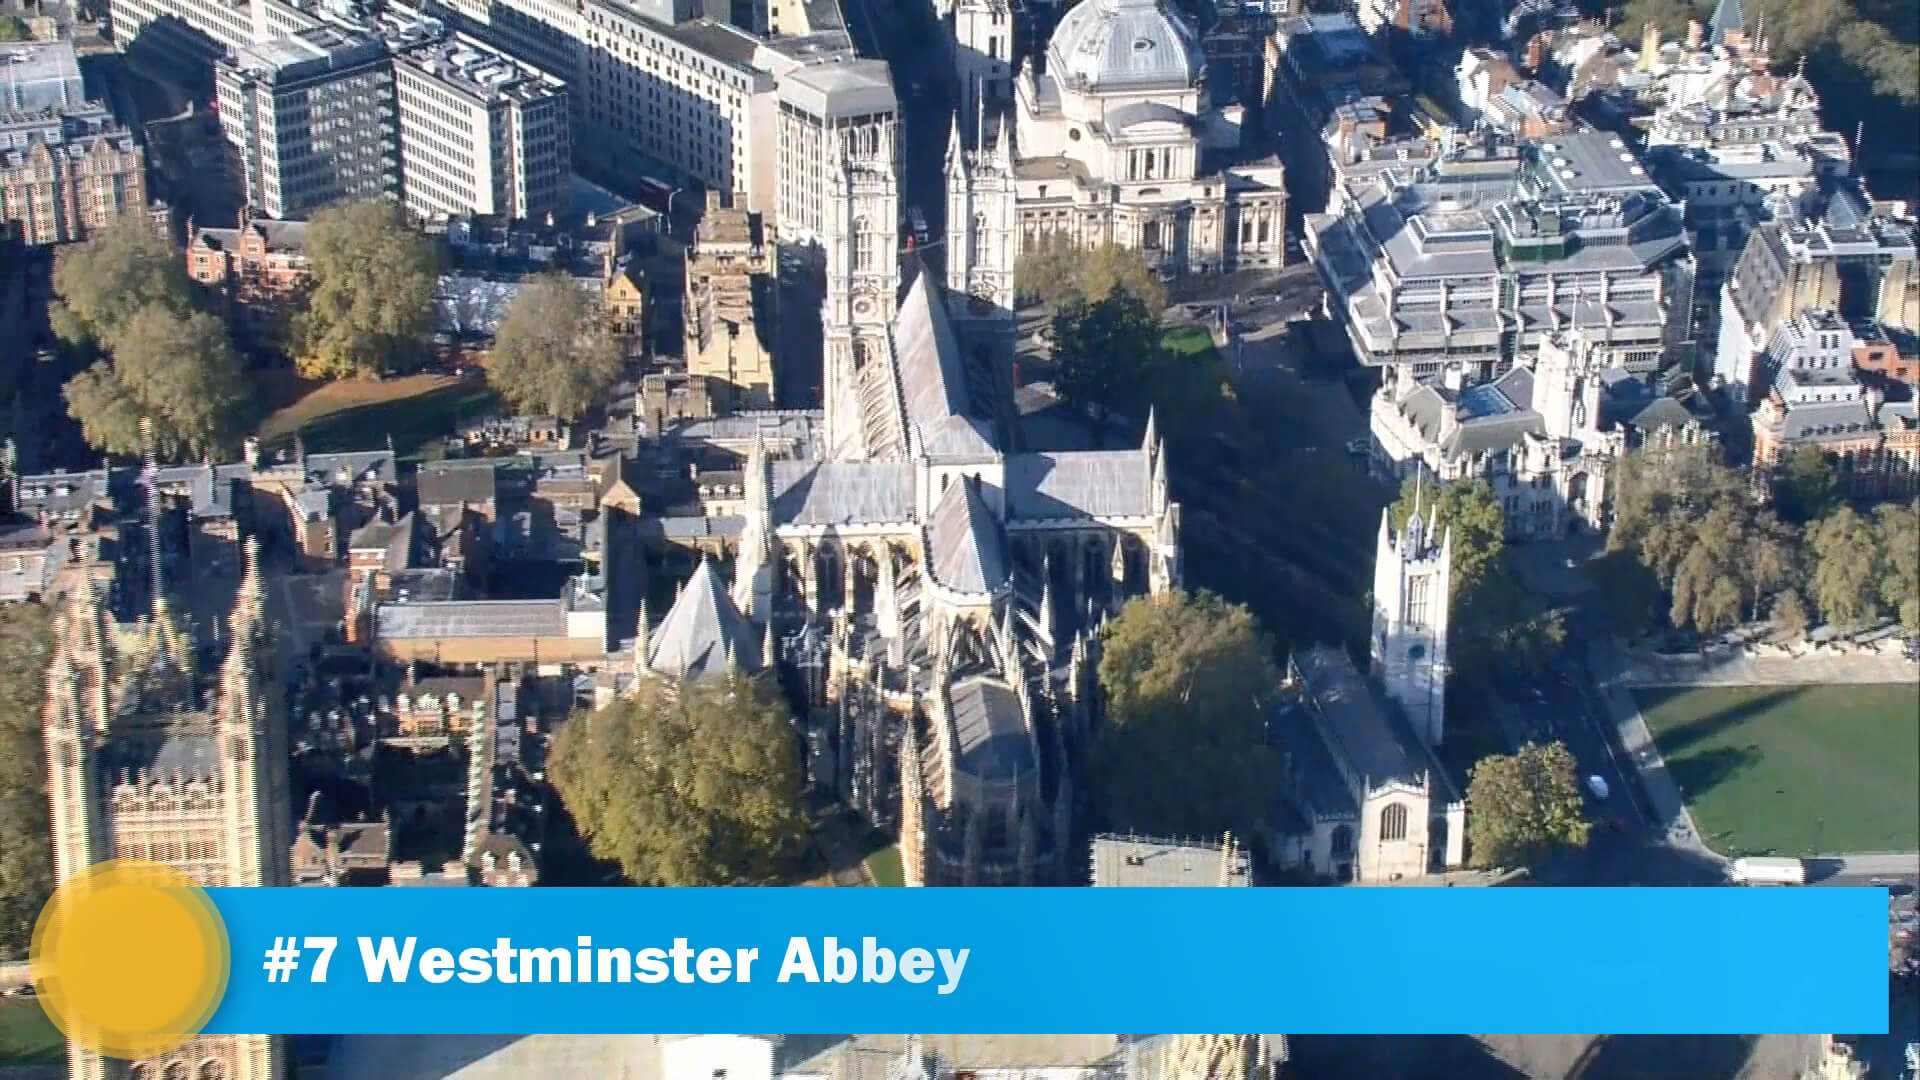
[[1387, 475, 1504, 599], [486, 273, 624, 421], [1586, 549, 1666, 642], [1771, 587, 1811, 639], [1807, 505, 1882, 627], [1616, 0, 1919, 104], [63, 307, 253, 460], [1016, 240, 1165, 313], [1776, 445, 1839, 524], [0, 604, 52, 959], [0, 16, 30, 42], [548, 675, 808, 886], [1875, 501, 1919, 633], [1465, 741, 1590, 869], [1609, 444, 1747, 561], [1384, 476, 1563, 675], [1013, 233, 1078, 309], [49, 219, 192, 351], [1052, 285, 1166, 446], [1666, 503, 1800, 633], [1093, 590, 1281, 838], [298, 199, 440, 379]]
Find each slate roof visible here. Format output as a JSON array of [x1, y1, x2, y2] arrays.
[[893, 272, 997, 459], [646, 558, 760, 678], [926, 476, 1006, 595], [946, 675, 1032, 782], [1296, 645, 1433, 792], [1629, 397, 1696, 431], [417, 461, 500, 506], [1005, 451, 1153, 519], [101, 729, 221, 781], [770, 461, 916, 526], [1266, 696, 1360, 821]]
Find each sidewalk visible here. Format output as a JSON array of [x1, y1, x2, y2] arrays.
[[1624, 646, 1918, 687], [1586, 635, 1725, 864]]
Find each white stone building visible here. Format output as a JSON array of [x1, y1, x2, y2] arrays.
[[391, 30, 571, 221], [1003, 0, 1287, 277], [1264, 646, 1467, 883]]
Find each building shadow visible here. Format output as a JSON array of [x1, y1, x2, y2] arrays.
[[1286, 1035, 1528, 1079], [1565, 1034, 1760, 1079], [1629, 686, 1804, 760]]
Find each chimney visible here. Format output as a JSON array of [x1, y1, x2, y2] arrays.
[[1685, 19, 1703, 50], [242, 436, 260, 468], [1638, 21, 1659, 72]]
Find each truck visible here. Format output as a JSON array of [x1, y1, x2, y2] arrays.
[[1729, 856, 1807, 886]]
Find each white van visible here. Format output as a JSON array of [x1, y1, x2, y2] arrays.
[[1730, 857, 1807, 886]]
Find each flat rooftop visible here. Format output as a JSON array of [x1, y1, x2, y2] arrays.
[[395, 34, 565, 104], [1089, 834, 1251, 886]]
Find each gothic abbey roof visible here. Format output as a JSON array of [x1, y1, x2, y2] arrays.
[[926, 475, 1007, 595], [946, 674, 1033, 783], [894, 271, 998, 459], [647, 557, 760, 678], [1005, 451, 1155, 520], [771, 460, 916, 526]]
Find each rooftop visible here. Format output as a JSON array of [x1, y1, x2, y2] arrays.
[[394, 33, 566, 105], [1089, 834, 1251, 886]]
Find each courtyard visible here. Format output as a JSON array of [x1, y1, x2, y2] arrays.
[[1634, 683, 1920, 857]]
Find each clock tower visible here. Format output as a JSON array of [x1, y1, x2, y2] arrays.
[[1371, 491, 1452, 746]]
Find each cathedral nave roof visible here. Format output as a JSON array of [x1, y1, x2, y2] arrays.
[[945, 674, 1034, 783], [926, 475, 1009, 596], [646, 557, 760, 679], [1004, 451, 1155, 520]]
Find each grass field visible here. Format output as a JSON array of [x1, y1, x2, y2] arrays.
[[1634, 683, 1920, 856], [0, 998, 63, 1065], [255, 373, 498, 461], [864, 844, 904, 888], [1162, 323, 1217, 357]]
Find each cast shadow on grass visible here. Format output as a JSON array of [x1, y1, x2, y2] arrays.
[[1633, 687, 1805, 759], [1662, 744, 1763, 804]]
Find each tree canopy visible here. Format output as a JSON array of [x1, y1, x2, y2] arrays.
[[1385, 476, 1565, 676], [1876, 501, 1920, 634], [1092, 590, 1281, 838], [64, 307, 253, 460], [1616, 0, 1919, 103], [485, 273, 624, 421], [1776, 445, 1840, 524], [1606, 445, 1803, 637], [548, 675, 808, 886], [1051, 285, 1167, 445], [298, 200, 441, 379], [50, 219, 193, 351], [1016, 240, 1166, 314], [1807, 505, 1882, 628], [0, 604, 52, 959], [1465, 741, 1590, 869]]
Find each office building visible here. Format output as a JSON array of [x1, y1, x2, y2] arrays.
[[216, 26, 400, 220], [392, 31, 570, 220], [773, 56, 895, 247], [574, 4, 776, 213]]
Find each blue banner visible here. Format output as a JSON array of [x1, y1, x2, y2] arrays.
[[202, 886, 1889, 1034]]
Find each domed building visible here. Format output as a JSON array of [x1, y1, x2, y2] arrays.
[[976, 0, 1285, 278]]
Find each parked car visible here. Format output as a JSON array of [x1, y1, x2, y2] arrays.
[[1585, 775, 1610, 801]]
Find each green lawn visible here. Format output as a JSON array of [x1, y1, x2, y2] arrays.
[[1634, 683, 1920, 856], [1161, 323, 1216, 356], [864, 844, 904, 888], [0, 998, 64, 1065], [256, 374, 499, 462]]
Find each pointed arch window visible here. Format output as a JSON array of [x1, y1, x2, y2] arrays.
[[970, 211, 986, 267], [1380, 802, 1409, 842], [852, 217, 874, 272]]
